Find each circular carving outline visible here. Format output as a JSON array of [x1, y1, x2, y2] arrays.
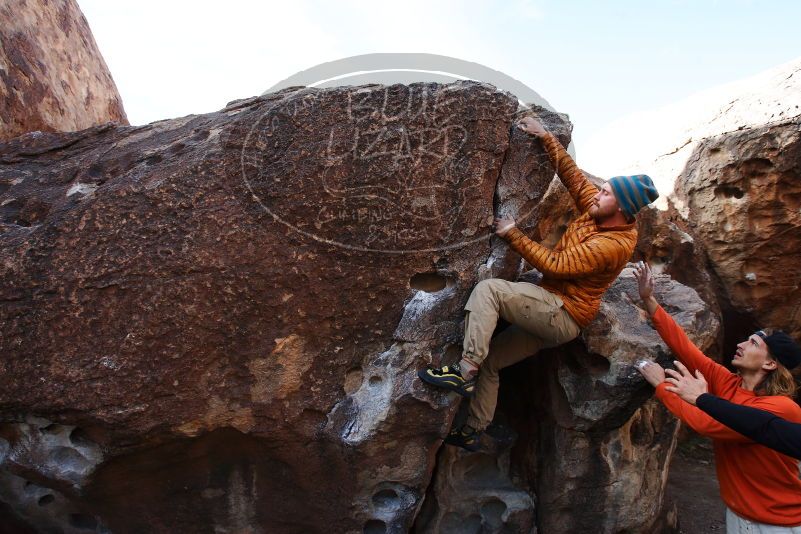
[[242, 53, 572, 254]]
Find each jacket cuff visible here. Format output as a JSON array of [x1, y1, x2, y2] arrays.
[[504, 226, 523, 241], [651, 303, 668, 325], [696, 393, 714, 409]]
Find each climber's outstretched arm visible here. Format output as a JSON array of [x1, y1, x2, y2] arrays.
[[517, 117, 597, 214]]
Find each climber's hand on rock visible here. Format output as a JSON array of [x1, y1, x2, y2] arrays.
[[493, 217, 516, 237], [636, 361, 666, 387], [517, 117, 547, 137], [665, 361, 708, 405], [633, 261, 656, 302]]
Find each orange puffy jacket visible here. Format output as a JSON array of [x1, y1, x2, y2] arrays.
[[503, 132, 637, 327]]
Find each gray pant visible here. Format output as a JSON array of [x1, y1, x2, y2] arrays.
[[461, 279, 580, 431], [727, 508, 801, 534]]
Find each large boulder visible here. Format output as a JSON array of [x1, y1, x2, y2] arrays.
[[673, 117, 801, 341], [0, 80, 718, 533], [0, 0, 127, 142], [0, 82, 571, 533], [533, 270, 718, 533]]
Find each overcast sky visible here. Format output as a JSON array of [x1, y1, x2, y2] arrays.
[[77, 0, 801, 166]]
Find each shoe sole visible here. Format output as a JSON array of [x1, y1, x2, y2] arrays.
[[417, 369, 475, 398], [443, 435, 481, 452]]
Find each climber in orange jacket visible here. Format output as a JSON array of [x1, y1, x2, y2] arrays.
[[634, 262, 801, 530], [418, 117, 659, 451]]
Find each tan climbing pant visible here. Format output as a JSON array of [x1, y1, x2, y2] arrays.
[[461, 279, 580, 432]]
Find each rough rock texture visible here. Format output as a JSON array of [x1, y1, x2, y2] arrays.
[[634, 207, 715, 300], [0, 0, 128, 142], [0, 82, 581, 533], [0, 80, 720, 533], [673, 117, 801, 341], [416, 270, 718, 534], [533, 270, 718, 533], [415, 440, 537, 533], [632, 206, 723, 355]]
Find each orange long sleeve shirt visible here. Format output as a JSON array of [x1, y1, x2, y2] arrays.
[[651, 305, 801, 526], [503, 132, 637, 327]]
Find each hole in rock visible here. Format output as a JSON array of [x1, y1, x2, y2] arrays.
[[38, 494, 55, 506], [84, 428, 314, 531], [0, 198, 23, 225], [371, 488, 400, 510], [363, 519, 386, 534], [86, 164, 103, 178], [68, 513, 97, 529], [192, 129, 211, 141], [343, 368, 364, 395], [145, 154, 164, 166], [169, 142, 186, 154], [630, 411, 653, 446], [368, 375, 383, 386], [741, 157, 773, 174], [409, 272, 447, 292], [714, 185, 745, 199], [69, 428, 93, 448], [41, 423, 61, 434], [480, 498, 507, 528]]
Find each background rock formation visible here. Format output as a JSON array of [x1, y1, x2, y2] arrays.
[[0, 0, 128, 142], [673, 117, 801, 342]]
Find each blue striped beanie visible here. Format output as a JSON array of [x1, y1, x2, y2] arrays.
[[608, 175, 659, 219]]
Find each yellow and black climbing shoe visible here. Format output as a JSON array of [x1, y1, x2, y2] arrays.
[[417, 362, 476, 398], [444, 424, 481, 452]]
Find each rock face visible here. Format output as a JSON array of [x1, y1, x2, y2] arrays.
[[673, 117, 801, 341], [416, 270, 718, 534], [0, 0, 128, 142], [632, 206, 723, 355], [533, 270, 717, 533], [0, 82, 563, 533], [0, 80, 718, 533]]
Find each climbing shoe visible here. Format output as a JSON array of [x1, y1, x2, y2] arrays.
[[444, 424, 481, 452], [417, 361, 476, 397]]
